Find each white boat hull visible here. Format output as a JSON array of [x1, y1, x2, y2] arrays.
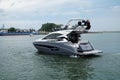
[[33, 41, 102, 56], [33, 41, 76, 55]]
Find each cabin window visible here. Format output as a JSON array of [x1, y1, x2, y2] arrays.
[[43, 33, 62, 39]]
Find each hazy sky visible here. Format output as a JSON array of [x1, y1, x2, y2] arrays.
[[0, 0, 120, 31]]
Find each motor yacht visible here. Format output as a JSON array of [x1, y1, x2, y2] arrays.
[[33, 19, 102, 56]]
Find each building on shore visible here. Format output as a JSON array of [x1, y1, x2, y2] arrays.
[[0, 25, 40, 36]]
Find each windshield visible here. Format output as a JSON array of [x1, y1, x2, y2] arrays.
[[43, 33, 62, 39]]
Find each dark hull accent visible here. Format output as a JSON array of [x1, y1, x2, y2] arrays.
[[34, 44, 59, 51]]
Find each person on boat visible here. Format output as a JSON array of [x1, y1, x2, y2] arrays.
[[82, 20, 86, 26], [85, 20, 91, 30], [75, 21, 85, 32], [75, 20, 91, 32]]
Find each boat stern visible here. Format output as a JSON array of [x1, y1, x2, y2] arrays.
[[78, 50, 102, 56]]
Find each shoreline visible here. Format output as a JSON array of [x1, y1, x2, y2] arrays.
[[0, 31, 120, 36], [0, 32, 40, 36], [85, 31, 120, 34]]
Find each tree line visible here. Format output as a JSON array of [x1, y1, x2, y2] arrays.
[[7, 23, 62, 32], [8, 27, 35, 32], [39, 23, 63, 32]]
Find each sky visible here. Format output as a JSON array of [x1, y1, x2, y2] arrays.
[[0, 0, 120, 31]]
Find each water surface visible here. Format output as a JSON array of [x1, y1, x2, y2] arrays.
[[0, 33, 120, 80]]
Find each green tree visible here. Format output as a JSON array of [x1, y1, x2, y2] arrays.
[[8, 27, 16, 32], [39, 23, 62, 32]]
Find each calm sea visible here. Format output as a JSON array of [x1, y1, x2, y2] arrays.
[[0, 32, 120, 80]]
